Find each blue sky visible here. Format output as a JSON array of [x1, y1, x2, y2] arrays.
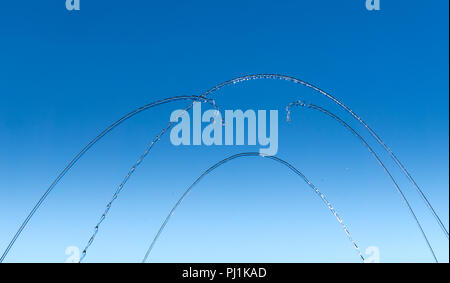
[[0, 1, 448, 262]]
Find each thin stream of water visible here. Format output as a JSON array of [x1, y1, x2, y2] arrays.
[[142, 152, 364, 263]]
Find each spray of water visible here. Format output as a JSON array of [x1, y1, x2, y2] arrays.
[[286, 101, 438, 262], [3, 74, 445, 262], [142, 152, 364, 263], [0, 96, 217, 263]]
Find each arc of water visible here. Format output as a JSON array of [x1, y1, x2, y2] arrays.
[[0, 96, 217, 263], [142, 152, 364, 263], [286, 101, 438, 262]]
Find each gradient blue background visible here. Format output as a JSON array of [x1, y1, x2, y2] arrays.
[[0, 1, 448, 262]]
